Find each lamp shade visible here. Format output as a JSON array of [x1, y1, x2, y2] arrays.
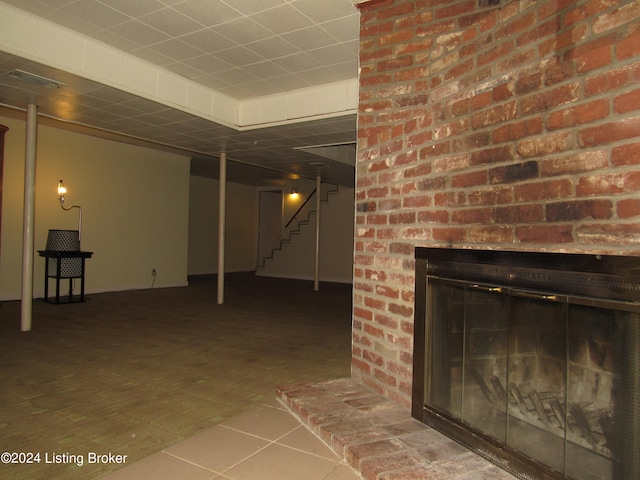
[[45, 230, 82, 278], [46, 229, 80, 251]]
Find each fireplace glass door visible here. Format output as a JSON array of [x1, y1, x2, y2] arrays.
[[425, 277, 638, 480]]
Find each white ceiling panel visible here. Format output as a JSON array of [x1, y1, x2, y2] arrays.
[[0, 0, 362, 186]]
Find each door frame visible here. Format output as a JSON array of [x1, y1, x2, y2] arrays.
[[256, 188, 283, 268]]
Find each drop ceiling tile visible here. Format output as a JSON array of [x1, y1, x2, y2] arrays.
[[139, 7, 203, 36], [344, 38, 360, 53], [101, 101, 147, 117], [250, 4, 314, 35], [148, 105, 197, 123], [291, 0, 357, 23], [241, 61, 289, 80], [37, 0, 77, 8], [320, 15, 360, 42], [109, 20, 170, 47], [179, 28, 236, 52], [130, 46, 174, 67], [212, 67, 258, 85], [0, 84, 30, 106], [182, 54, 232, 75], [163, 61, 204, 79], [87, 84, 137, 104], [131, 112, 175, 126], [1, 0, 56, 16], [212, 16, 272, 44], [220, 0, 284, 16], [281, 26, 337, 52], [213, 46, 263, 67], [307, 44, 355, 64], [0, 2, 358, 185], [173, 0, 242, 27], [91, 29, 141, 52], [45, 9, 100, 36], [80, 108, 126, 124], [330, 60, 359, 79], [240, 80, 285, 98], [72, 93, 112, 111], [95, 0, 166, 18], [60, 0, 130, 30], [271, 52, 322, 73], [122, 97, 169, 114], [148, 38, 203, 61], [267, 74, 311, 92], [0, 50, 13, 65], [295, 66, 346, 85], [217, 84, 254, 100], [190, 74, 231, 91], [111, 117, 158, 132], [245, 36, 299, 59]]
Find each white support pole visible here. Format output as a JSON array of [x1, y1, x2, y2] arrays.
[[314, 175, 321, 291], [21, 104, 38, 332], [217, 152, 226, 304]]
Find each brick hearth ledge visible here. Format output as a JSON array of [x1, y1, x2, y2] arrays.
[[277, 379, 517, 480]]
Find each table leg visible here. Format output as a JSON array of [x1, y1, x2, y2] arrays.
[[80, 258, 86, 301], [55, 259, 61, 304], [44, 257, 49, 302]]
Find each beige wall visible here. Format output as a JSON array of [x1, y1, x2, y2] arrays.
[[188, 175, 257, 274], [0, 113, 190, 300], [189, 175, 355, 282], [257, 179, 354, 284]]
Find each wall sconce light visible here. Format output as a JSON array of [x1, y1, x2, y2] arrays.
[[290, 187, 299, 198], [57, 180, 67, 203], [57, 179, 83, 242]]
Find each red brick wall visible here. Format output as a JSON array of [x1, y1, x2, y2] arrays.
[[353, 0, 640, 407]]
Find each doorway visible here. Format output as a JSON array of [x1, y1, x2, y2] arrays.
[[257, 190, 282, 267]]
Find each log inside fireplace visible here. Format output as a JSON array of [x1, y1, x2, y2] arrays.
[[412, 248, 639, 480]]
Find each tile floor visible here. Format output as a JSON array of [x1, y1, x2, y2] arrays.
[[99, 398, 360, 480]]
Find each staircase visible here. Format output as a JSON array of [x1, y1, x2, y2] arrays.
[[255, 184, 339, 279]]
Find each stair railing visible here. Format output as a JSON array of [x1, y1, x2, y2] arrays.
[[285, 188, 316, 228]]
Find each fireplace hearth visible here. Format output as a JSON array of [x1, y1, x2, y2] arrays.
[[412, 248, 639, 480]]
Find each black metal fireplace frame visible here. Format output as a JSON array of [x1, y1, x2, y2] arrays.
[[412, 247, 640, 480]]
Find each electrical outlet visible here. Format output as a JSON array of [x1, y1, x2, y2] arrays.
[[152, 268, 157, 277]]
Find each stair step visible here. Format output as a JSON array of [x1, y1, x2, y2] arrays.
[[257, 184, 339, 272]]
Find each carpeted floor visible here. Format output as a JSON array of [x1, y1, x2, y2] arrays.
[[0, 273, 353, 480]]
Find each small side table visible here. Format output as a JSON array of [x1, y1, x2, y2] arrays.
[[38, 250, 93, 304]]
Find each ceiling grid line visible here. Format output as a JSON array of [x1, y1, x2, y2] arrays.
[[0, 0, 360, 186]]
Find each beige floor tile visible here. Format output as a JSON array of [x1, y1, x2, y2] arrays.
[[98, 452, 214, 480], [164, 426, 269, 472], [276, 425, 340, 460], [262, 397, 288, 410], [222, 443, 340, 480], [220, 404, 301, 440], [323, 464, 361, 480]]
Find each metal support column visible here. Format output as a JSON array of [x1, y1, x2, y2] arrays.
[[314, 175, 321, 291], [217, 152, 226, 304], [21, 104, 38, 331]]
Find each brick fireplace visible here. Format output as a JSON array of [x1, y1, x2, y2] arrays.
[[352, 0, 640, 457], [411, 247, 639, 479]]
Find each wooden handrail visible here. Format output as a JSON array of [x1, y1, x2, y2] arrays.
[[285, 188, 316, 228]]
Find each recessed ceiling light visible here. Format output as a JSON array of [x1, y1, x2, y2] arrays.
[[8, 69, 66, 90]]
